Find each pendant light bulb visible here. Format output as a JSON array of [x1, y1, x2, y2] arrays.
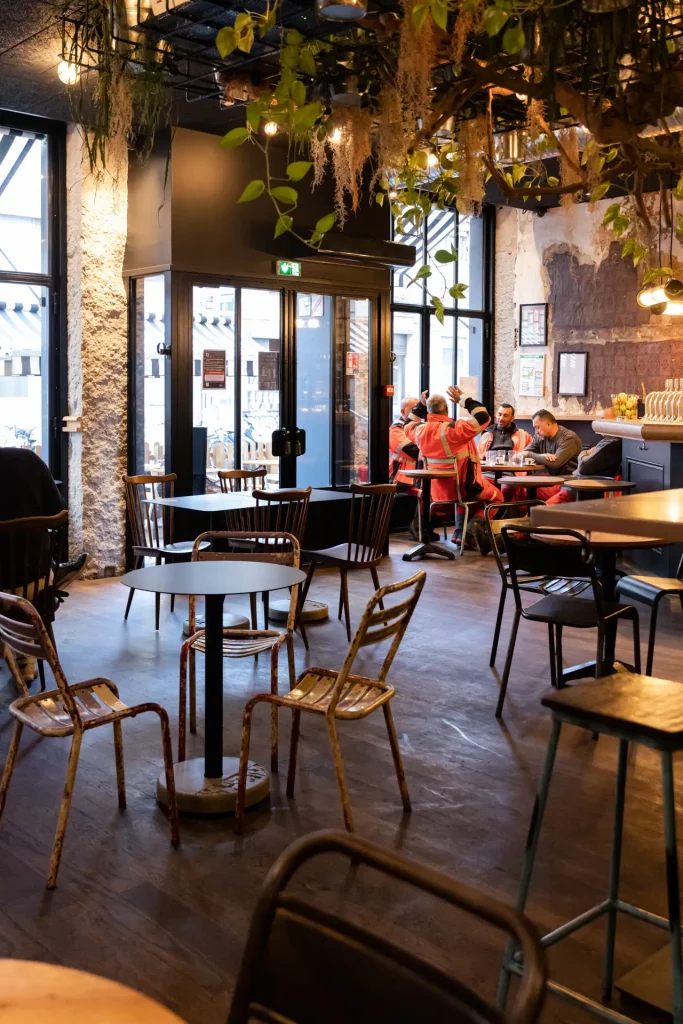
[[329, 127, 343, 145], [427, 152, 439, 168], [664, 301, 683, 315], [637, 285, 668, 307], [57, 60, 80, 85], [263, 121, 278, 136]]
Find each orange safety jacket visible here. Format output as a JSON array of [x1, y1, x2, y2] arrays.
[[405, 406, 490, 504], [477, 424, 531, 456], [389, 417, 420, 486]]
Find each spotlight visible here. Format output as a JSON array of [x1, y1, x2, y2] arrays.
[[264, 121, 278, 135], [57, 61, 80, 85], [330, 127, 342, 145], [427, 152, 439, 168]]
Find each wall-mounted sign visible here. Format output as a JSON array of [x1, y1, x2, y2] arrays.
[[346, 351, 360, 376], [519, 303, 548, 347], [276, 260, 302, 277], [258, 350, 280, 390], [519, 352, 545, 398], [558, 351, 588, 396], [202, 349, 226, 390]]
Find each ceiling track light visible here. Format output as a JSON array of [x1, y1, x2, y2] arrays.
[[316, 0, 367, 20], [637, 277, 683, 313]]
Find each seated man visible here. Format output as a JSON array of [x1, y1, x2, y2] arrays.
[[545, 437, 623, 503], [503, 409, 583, 503], [478, 402, 531, 461], [406, 386, 502, 546], [389, 395, 421, 486]]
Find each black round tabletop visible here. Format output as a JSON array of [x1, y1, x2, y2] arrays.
[[562, 478, 637, 492], [121, 560, 306, 596]]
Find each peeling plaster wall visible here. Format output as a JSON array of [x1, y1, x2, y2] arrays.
[[494, 195, 683, 418], [66, 129, 128, 577]]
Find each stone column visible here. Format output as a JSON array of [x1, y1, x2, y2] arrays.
[[66, 128, 129, 577]]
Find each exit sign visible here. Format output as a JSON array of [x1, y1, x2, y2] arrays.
[[276, 260, 302, 277]]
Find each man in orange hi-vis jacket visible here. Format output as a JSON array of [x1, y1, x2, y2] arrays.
[[405, 385, 502, 548], [389, 396, 420, 486]]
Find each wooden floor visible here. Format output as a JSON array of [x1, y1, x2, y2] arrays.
[[1, 537, 682, 1022]]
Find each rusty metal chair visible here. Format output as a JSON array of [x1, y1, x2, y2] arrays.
[[0, 592, 179, 888], [235, 570, 426, 834], [227, 830, 547, 1024], [122, 473, 208, 630], [0, 510, 69, 690], [218, 469, 267, 493], [179, 531, 303, 770], [302, 483, 397, 641]]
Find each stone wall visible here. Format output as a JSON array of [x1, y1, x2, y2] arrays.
[[494, 195, 683, 418], [66, 128, 128, 576]]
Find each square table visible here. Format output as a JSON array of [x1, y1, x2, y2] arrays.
[[531, 488, 683, 544]]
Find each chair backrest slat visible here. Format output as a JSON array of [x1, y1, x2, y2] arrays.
[[346, 484, 396, 564], [501, 524, 601, 614], [0, 511, 68, 627], [122, 473, 176, 551], [484, 499, 543, 582], [219, 469, 267, 494]]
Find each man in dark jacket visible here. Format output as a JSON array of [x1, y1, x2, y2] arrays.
[[545, 437, 623, 503]]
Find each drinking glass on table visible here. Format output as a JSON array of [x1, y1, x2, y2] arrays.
[[510, 451, 522, 466]]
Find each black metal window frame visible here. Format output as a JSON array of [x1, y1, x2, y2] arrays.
[[390, 203, 495, 410], [0, 109, 67, 486]]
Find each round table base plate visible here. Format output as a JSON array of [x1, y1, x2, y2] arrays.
[[268, 598, 329, 623], [182, 611, 250, 637], [157, 757, 269, 815]]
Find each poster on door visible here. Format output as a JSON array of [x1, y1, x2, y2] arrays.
[[346, 351, 360, 376], [202, 349, 226, 389], [258, 350, 280, 390]]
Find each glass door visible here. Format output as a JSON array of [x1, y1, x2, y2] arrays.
[[241, 288, 281, 487]]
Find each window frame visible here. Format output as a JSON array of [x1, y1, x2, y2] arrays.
[[391, 203, 494, 411], [0, 109, 67, 487]]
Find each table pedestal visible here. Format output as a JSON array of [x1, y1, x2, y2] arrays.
[[402, 474, 455, 561], [156, 756, 269, 814]]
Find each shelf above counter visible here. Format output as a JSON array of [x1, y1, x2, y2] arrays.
[[592, 419, 683, 442]]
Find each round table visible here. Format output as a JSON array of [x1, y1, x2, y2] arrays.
[[560, 478, 637, 500], [0, 959, 185, 1022], [497, 474, 569, 491], [483, 461, 544, 480], [401, 469, 459, 562], [121, 560, 305, 815]]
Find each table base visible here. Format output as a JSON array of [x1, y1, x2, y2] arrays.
[[156, 756, 269, 815], [402, 540, 455, 561], [268, 598, 329, 623]]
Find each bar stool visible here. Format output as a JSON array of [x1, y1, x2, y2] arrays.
[[498, 672, 683, 1024]]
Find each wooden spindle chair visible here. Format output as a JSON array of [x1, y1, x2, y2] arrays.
[[122, 473, 208, 630], [218, 469, 267, 494], [235, 569, 426, 834], [179, 531, 303, 770], [302, 483, 397, 640], [0, 592, 179, 888], [0, 510, 68, 691]]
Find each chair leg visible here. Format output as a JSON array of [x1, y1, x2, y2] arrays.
[[383, 703, 411, 813], [189, 649, 197, 735], [460, 504, 470, 558], [602, 739, 628, 1003], [646, 598, 661, 676], [370, 567, 384, 610], [270, 644, 279, 774], [302, 562, 316, 603], [661, 750, 683, 1024], [156, 707, 180, 846], [326, 715, 354, 831], [595, 627, 605, 679], [490, 586, 507, 667], [37, 659, 46, 692], [295, 594, 309, 650], [337, 572, 344, 620], [249, 592, 258, 630], [170, 593, 176, 614], [155, 556, 162, 630], [124, 557, 141, 620], [631, 611, 641, 674], [555, 625, 564, 688], [340, 571, 351, 642], [287, 709, 301, 798], [0, 721, 23, 822], [235, 702, 256, 834], [286, 632, 296, 691], [113, 720, 126, 809], [497, 718, 562, 1011], [47, 730, 83, 889], [263, 593, 269, 630], [496, 609, 521, 718], [548, 623, 557, 689], [178, 643, 189, 761]]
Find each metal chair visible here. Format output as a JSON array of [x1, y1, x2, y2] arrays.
[[122, 473, 208, 630], [615, 551, 683, 675], [235, 570, 426, 834], [0, 592, 179, 888], [179, 531, 303, 770], [302, 483, 397, 640], [497, 525, 640, 718], [0, 511, 69, 691], [218, 469, 267, 493], [227, 829, 547, 1024], [484, 501, 591, 668]]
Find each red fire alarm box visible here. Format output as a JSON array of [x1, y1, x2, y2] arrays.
[[381, 384, 395, 398]]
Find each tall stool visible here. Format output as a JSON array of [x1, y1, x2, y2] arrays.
[[498, 672, 683, 1024]]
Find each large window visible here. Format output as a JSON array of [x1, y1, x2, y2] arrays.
[[391, 207, 491, 419], [0, 123, 53, 461]]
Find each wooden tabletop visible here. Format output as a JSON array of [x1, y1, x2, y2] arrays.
[[531, 487, 683, 543], [562, 478, 637, 492], [483, 461, 543, 473], [497, 475, 569, 488], [121, 560, 306, 597], [403, 469, 459, 479], [0, 959, 185, 1022], [147, 489, 351, 512], [533, 530, 666, 549]]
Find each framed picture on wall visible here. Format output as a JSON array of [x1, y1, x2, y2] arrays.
[[519, 303, 548, 347], [558, 351, 588, 397]]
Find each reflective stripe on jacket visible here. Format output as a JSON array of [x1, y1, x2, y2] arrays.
[[405, 412, 488, 504], [389, 418, 420, 485], [477, 426, 531, 455]]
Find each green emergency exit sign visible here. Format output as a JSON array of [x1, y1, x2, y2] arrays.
[[276, 260, 302, 277]]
